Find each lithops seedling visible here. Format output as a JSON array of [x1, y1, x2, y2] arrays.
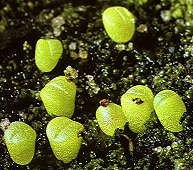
[[35, 39, 63, 72], [96, 99, 127, 136], [102, 6, 135, 43], [153, 90, 186, 132], [46, 117, 84, 163], [121, 85, 154, 133], [4, 121, 36, 165], [40, 76, 76, 117]]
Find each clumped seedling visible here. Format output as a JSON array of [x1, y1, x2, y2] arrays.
[[46, 117, 84, 163], [40, 76, 76, 117], [153, 90, 186, 132], [4, 121, 36, 165], [96, 99, 127, 136], [102, 6, 135, 43], [121, 85, 154, 133], [35, 39, 63, 72]]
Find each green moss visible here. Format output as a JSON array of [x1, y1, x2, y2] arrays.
[[170, 0, 193, 26]]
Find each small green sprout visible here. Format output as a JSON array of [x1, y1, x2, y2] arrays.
[[4, 121, 36, 165], [46, 117, 84, 163], [96, 99, 127, 136], [121, 85, 154, 133], [40, 75, 76, 117], [153, 90, 186, 132], [102, 6, 135, 43], [35, 39, 63, 72]]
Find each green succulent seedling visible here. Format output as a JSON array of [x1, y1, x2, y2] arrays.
[[4, 121, 36, 165], [35, 39, 63, 72], [121, 85, 154, 133], [96, 99, 127, 136], [46, 117, 84, 163], [102, 6, 135, 43], [40, 76, 76, 118], [153, 90, 186, 132]]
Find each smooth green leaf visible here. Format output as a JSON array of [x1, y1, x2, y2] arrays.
[[102, 6, 135, 43], [35, 39, 63, 72], [153, 90, 186, 132]]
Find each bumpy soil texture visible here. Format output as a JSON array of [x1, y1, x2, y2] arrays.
[[0, 0, 193, 169]]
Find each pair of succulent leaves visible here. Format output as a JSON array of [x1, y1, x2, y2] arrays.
[[4, 117, 84, 165], [35, 6, 135, 73]]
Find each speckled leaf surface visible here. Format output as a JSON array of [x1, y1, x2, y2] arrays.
[[96, 103, 127, 136], [4, 122, 36, 165], [154, 90, 186, 132], [46, 117, 84, 163], [102, 6, 135, 43], [121, 85, 154, 133], [40, 76, 76, 117]]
